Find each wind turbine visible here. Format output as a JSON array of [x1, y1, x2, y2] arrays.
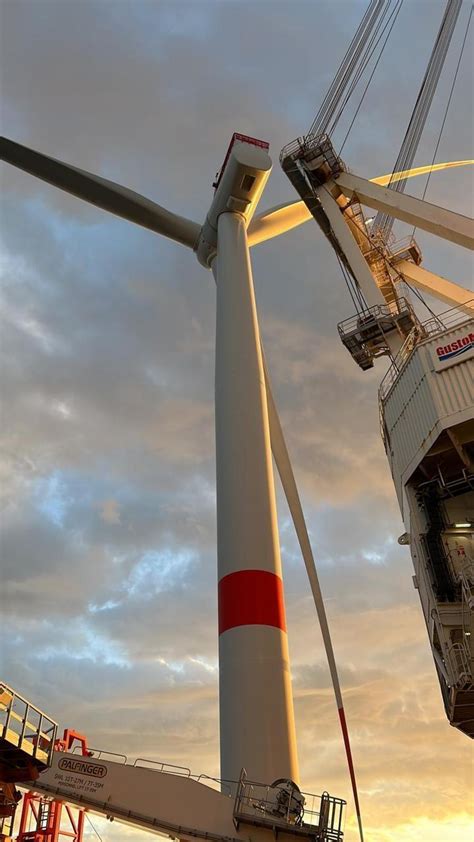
[[1, 131, 364, 827]]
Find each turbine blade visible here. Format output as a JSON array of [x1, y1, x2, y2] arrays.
[[248, 159, 474, 247], [264, 358, 365, 842], [0, 137, 201, 249], [371, 159, 474, 187], [247, 200, 312, 245]]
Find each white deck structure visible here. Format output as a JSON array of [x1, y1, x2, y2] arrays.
[[380, 310, 474, 735]]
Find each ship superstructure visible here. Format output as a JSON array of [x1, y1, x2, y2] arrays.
[[380, 309, 473, 735]]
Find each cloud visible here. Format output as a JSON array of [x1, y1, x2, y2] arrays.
[[1, 1, 473, 840], [99, 498, 122, 524]]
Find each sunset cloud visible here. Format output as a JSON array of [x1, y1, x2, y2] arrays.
[[1, 1, 472, 840]]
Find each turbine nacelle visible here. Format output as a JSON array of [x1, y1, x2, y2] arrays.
[[196, 138, 272, 267]]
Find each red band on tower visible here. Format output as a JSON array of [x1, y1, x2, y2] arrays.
[[218, 569, 287, 634]]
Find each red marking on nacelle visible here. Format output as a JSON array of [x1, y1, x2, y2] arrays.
[[213, 132, 270, 189], [218, 568, 286, 634]]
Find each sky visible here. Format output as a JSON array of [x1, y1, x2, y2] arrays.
[[0, 0, 473, 840]]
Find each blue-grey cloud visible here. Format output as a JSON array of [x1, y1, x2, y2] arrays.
[[1, 1, 473, 840]]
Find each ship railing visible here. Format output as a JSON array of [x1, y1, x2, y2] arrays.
[[422, 303, 473, 337], [458, 558, 474, 611], [445, 641, 473, 689]]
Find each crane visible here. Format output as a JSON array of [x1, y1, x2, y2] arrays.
[[1, 680, 344, 842], [277, 0, 474, 740]]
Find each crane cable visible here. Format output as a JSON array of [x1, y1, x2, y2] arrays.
[[308, 0, 380, 135], [336, 251, 368, 313], [354, 4, 473, 314], [85, 813, 104, 841], [308, 0, 388, 137], [374, 0, 463, 237], [412, 2, 473, 238], [327, 0, 404, 139], [339, 0, 405, 154]]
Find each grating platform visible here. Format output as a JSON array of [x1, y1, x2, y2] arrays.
[[280, 133, 344, 186], [0, 682, 57, 775], [338, 299, 417, 370], [233, 773, 345, 841]]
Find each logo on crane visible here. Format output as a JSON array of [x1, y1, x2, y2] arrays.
[[58, 758, 108, 778]]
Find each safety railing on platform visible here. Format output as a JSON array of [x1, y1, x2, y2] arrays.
[[0, 682, 57, 769], [422, 308, 473, 337], [458, 558, 474, 611], [233, 772, 345, 840], [445, 641, 473, 689], [391, 235, 423, 266], [338, 296, 414, 335], [73, 745, 127, 764], [0, 811, 14, 838], [70, 746, 233, 794], [280, 133, 345, 179], [134, 757, 191, 775]]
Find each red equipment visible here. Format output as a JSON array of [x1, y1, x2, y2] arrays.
[[13, 731, 90, 842], [212, 132, 269, 189], [15, 793, 85, 842]]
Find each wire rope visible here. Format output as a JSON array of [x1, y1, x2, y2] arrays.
[[329, 3, 397, 135], [339, 0, 405, 154], [308, 0, 388, 137], [412, 3, 473, 237], [308, 0, 380, 134], [327, 0, 401, 138], [374, 0, 463, 237], [85, 813, 104, 841], [403, 279, 446, 322], [336, 252, 365, 311]]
